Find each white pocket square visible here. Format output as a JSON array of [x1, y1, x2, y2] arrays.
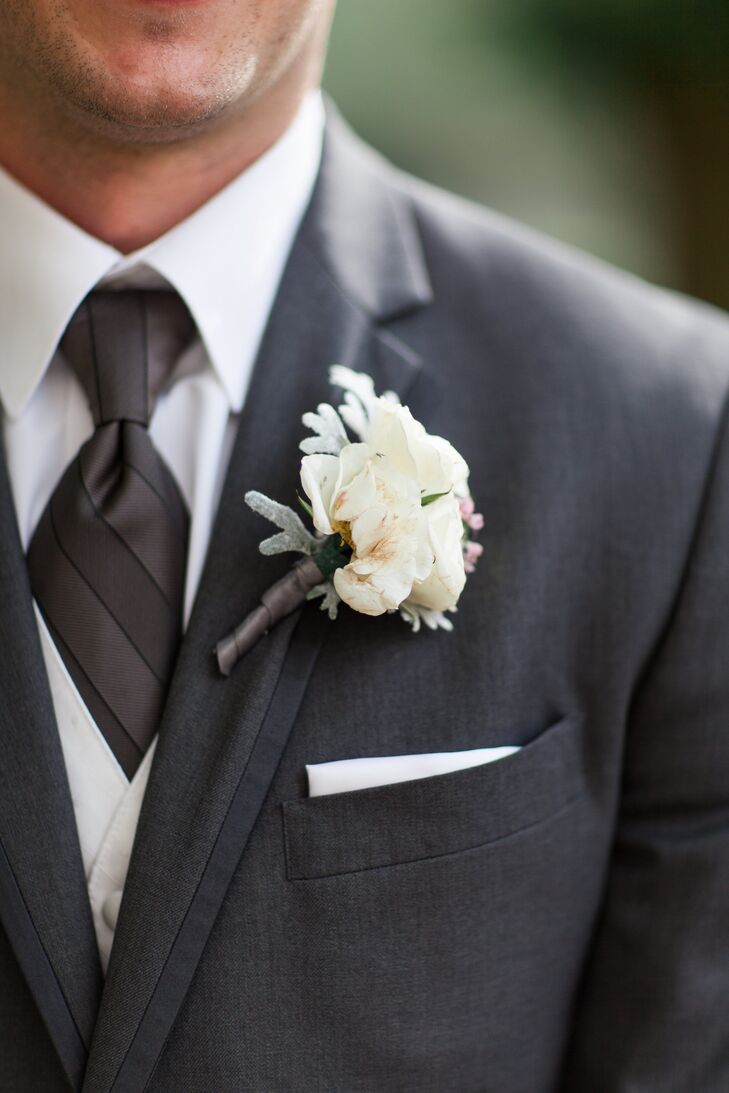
[[306, 745, 521, 797]]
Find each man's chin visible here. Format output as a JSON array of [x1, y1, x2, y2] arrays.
[[52, 69, 244, 144], [32, 25, 259, 144]]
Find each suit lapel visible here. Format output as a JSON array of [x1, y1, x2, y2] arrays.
[[0, 454, 103, 1090], [83, 109, 433, 1093]]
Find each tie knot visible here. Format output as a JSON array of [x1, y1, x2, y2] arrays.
[[60, 290, 195, 427]]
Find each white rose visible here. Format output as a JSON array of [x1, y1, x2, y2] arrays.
[[301, 444, 432, 616], [300, 394, 471, 618]]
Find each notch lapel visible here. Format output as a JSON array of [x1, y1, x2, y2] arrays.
[[83, 109, 433, 1093], [0, 456, 103, 1090]]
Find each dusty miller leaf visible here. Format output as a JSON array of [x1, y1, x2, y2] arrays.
[[329, 364, 401, 441], [306, 581, 341, 620], [299, 402, 349, 455], [399, 601, 455, 633], [245, 490, 320, 556]]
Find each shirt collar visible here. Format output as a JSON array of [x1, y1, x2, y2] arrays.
[[0, 90, 324, 419]]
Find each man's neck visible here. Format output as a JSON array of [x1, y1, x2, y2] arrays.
[[0, 68, 313, 254]]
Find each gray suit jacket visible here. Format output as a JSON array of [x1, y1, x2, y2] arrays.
[[2, 105, 729, 1093]]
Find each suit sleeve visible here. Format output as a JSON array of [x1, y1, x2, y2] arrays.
[[561, 387, 729, 1091]]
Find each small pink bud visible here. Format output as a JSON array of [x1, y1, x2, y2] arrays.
[[463, 539, 483, 573], [459, 496, 475, 519], [469, 512, 484, 531]]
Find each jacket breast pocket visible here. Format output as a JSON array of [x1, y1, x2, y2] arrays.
[[282, 716, 581, 880]]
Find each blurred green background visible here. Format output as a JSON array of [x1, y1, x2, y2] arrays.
[[323, 0, 728, 310]]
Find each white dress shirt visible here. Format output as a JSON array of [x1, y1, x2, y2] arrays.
[[0, 91, 324, 971]]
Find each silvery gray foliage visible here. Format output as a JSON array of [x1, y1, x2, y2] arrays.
[[399, 600, 454, 634], [245, 490, 320, 556], [299, 402, 349, 455], [330, 364, 400, 440], [299, 367, 403, 451], [306, 582, 341, 620]]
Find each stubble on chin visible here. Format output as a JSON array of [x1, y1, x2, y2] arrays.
[[0, 0, 261, 144]]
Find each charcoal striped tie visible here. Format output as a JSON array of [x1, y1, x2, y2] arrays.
[[27, 290, 194, 779]]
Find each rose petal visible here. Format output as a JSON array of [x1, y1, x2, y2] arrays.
[[332, 456, 377, 523], [300, 454, 341, 534], [409, 495, 466, 611], [366, 401, 419, 480]]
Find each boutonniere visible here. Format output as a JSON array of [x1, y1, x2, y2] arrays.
[[215, 366, 483, 675]]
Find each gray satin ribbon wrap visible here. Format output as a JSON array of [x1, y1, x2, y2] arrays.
[[215, 556, 323, 676]]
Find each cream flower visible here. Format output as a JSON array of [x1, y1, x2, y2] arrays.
[[301, 445, 431, 615], [300, 392, 470, 616]]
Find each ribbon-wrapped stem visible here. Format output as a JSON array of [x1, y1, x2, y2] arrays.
[[215, 555, 325, 676]]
